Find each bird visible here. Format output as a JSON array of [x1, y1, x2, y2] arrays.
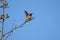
[[0, 3, 8, 8], [24, 10, 32, 22]]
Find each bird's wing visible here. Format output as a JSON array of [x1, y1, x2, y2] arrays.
[[24, 10, 28, 17]]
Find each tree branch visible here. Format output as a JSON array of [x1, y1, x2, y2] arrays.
[[3, 21, 27, 40]]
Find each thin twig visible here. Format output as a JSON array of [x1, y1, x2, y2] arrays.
[[4, 32, 11, 40], [3, 21, 27, 40]]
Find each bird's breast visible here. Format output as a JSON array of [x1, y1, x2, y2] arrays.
[[26, 16, 31, 22]]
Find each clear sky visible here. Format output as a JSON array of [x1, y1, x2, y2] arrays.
[[0, 0, 60, 40]]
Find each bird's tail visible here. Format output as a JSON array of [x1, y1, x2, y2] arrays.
[[20, 21, 27, 26], [17, 21, 27, 28]]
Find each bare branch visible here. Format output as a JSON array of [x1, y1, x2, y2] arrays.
[[4, 32, 11, 40], [0, 30, 2, 33], [3, 21, 27, 40]]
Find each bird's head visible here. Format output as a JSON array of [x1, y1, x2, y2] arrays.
[[29, 13, 32, 16]]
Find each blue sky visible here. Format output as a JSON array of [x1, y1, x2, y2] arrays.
[[0, 0, 60, 40]]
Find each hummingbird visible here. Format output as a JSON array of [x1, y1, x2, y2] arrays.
[[24, 10, 32, 22]]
